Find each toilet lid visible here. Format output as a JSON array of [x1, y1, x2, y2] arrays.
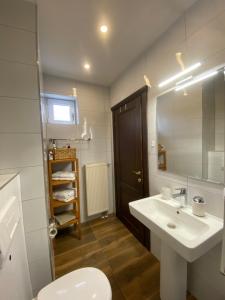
[[37, 267, 112, 300]]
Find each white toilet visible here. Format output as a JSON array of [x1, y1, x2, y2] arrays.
[[37, 267, 112, 300]]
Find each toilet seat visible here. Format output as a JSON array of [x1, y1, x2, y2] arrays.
[[37, 267, 112, 300]]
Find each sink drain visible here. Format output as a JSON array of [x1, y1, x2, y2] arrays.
[[167, 222, 176, 229]]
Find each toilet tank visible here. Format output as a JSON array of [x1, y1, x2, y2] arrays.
[[0, 174, 32, 300]]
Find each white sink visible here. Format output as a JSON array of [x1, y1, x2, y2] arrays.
[[129, 194, 223, 300], [129, 194, 223, 262]]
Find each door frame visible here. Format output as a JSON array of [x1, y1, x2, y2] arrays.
[[111, 86, 150, 248]]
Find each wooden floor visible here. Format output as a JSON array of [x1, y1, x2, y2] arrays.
[[54, 215, 196, 300]]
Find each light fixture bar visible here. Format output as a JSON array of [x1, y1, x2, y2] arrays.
[[175, 71, 218, 91], [175, 76, 193, 86], [158, 62, 201, 88]]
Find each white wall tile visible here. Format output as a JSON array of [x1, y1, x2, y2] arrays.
[[0, 25, 36, 64], [84, 138, 107, 153], [0, 60, 39, 99], [187, 10, 225, 62], [46, 124, 78, 139], [185, 0, 225, 38], [29, 256, 52, 297], [20, 166, 45, 201], [0, 98, 41, 133], [79, 110, 107, 126], [22, 197, 47, 232], [43, 74, 109, 112], [25, 228, 50, 263], [0, 0, 36, 32], [0, 165, 45, 201], [0, 133, 43, 169], [80, 150, 107, 165], [91, 125, 108, 139]]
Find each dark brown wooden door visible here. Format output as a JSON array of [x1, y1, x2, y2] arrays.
[[112, 86, 150, 249]]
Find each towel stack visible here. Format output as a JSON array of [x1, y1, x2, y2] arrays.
[[53, 188, 77, 202], [55, 212, 75, 225], [52, 171, 75, 180]]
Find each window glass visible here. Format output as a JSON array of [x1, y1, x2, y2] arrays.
[[44, 93, 79, 125]]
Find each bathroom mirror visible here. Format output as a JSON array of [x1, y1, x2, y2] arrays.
[[157, 68, 225, 184]]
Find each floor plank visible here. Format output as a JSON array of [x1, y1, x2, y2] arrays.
[[54, 215, 196, 300]]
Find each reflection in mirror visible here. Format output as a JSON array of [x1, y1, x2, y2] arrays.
[[157, 68, 225, 184]]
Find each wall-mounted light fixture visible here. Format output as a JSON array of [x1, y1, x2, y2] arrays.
[[175, 70, 218, 91], [175, 76, 193, 86], [158, 62, 201, 88]]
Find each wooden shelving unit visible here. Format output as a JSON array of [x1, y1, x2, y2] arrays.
[[48, 157, 81, 239]]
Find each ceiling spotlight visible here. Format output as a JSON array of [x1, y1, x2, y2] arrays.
[[84, 63, 90, 70], [100, 25, 108, 33]]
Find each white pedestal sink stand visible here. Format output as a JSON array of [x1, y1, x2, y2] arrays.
[[160, 241, 187, 300]]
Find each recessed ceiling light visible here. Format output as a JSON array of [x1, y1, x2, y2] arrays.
[[100, 25, 108, 33], [84, 63, 90, 70]]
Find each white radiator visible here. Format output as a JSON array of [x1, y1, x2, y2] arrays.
[[85, 163, 109, 216]]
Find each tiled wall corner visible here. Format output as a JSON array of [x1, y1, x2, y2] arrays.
[[0, 1, 52, 297]]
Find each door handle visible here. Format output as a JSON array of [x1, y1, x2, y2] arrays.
[[132, 170, 141, 175]]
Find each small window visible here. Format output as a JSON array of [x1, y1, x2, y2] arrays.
[[45, 93, 79, 125]]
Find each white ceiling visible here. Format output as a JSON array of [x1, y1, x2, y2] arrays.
[[38, 0, 198, 86]]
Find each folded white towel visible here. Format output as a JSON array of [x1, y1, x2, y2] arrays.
[[52, 171, 75, 179], [54, 189, 74, 198], [53, 188, 76, 202], [52, 177, 75, 181], [54, 196, 74, 202], [55, 212, 75, 225]]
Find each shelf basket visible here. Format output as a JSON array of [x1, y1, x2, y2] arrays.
[[51, 148, 76, 160]]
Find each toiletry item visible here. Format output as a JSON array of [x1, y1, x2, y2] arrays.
[[49, 150, 53, 160], [52, 139, 57, 149], [161, 187, 172, 200], [192, 196, 206, 217]]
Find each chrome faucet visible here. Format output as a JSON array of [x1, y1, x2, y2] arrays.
[[172, 188, 187, 207]]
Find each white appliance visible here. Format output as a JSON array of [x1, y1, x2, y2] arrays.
[[0, 174, 32, 300]]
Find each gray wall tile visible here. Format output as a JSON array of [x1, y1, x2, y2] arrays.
[[0, 60, 39, 99], [0, 25, 36, 64]]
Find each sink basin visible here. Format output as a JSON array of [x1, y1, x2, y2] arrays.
[[129, 194, 223, 262], [129, 194, 224, 300]]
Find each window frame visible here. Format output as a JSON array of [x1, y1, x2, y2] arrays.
[[44, 93, 79, 125]]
